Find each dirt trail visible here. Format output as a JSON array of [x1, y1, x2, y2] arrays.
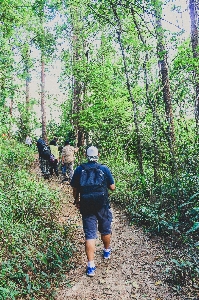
[[33, 160, 185, 300], [55, 184, 183, 300]]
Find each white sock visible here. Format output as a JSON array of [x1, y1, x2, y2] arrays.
[[104, 248, 111, 252], [88, 260, 95, 268]]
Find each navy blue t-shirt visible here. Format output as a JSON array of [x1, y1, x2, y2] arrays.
[[70, 161, 114, 189]]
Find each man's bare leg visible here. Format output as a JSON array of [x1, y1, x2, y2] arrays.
[[101, 234, 111, 249], [85, 239, 96, 276], [85, 239, 95, 261], [101, 234, 111, 259]]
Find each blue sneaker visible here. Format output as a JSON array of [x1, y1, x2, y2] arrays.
[[103, 248, 111, 259], [86, 266, 96, 277]]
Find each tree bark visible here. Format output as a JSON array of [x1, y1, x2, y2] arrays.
[[41, 55, 47, 142], [189, 0, 199, 132], [154, 1, 175, 156], [131, 6, 160, 182], [26, 78, 30, 106], [24, 46, 31, 107], [70, 6, 85, 148], [111, 1, 144, 175]]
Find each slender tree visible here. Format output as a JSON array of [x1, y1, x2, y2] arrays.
[[110, 0, 144, 175], [189, 0, 199, 133], [69, 1, 87, 147], [32, 0, 57, 143], [130, 5, 160, 182], [0, 0, 33, 137], [22, 44, 31, 106], [152, 0, 175, 159]]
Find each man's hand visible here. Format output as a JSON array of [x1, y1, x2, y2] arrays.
[[73, 200, 80, 210]]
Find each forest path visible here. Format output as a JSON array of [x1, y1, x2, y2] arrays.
[[56, 193, 181, 300], [33, 158, 182, 300]]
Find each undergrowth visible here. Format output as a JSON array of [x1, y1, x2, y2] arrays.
[[0, 138, 74, 299], [107, 155, 199, 295]]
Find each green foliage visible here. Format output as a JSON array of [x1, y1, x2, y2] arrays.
[[107, 153, 199, 288], [165, 247, 199, 289], [0, 137, 73, 298], [0, 0, 33, 106], [33, 30, 57, 57], [1, 0, 199, 294], [15, 100, 39, 142]]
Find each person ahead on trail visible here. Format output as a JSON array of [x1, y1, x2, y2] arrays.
[[70, 146, 115, 277], [25, 135, 32, 147], [36, 137, 50, 177], [53, 136, 58, 145], [36, 137, 46, 159], [61, 140, 78, 183], [49, 139, 59, 177]]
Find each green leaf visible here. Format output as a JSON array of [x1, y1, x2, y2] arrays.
[[190, 192, 199, 201], [187, 222, 199, 233]]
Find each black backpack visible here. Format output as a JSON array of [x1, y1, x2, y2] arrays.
[[37, 138, 46, 153], [42, 146, 51, 160], [79, 163, 108, 214], [37, 139, 51, 160]]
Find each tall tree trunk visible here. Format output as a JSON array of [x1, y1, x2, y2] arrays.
[[26, 77, 30, 106], [72, 74, 84, 147], [153, 1, 175, 159], [25, 66, 30, 108], [144, 54, 160, 183], [8, 95, 14, 138], [41, 55, 47, 142], [24, 46, 31, 107], [131, 6, 160, 182], [70, 5, 85, 148], [189, 0, 199, 133], [111, 1, 144, 175], [24, 46, 31, 138], [33, 0, 48, 143]]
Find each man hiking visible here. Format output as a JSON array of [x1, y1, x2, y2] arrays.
[[49, 139, 59, 177], [36, 136, 50, 178], [25, 135, 32, 147], [70, 146, 115, 277], [61, 140, 78, 183]]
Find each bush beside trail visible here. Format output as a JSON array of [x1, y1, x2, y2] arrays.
[[0, 137, 198, 298], [106, 156, 199, 292], [0, 138, 73, 299]]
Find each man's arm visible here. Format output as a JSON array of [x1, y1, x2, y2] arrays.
[[73, 187, 79, 202], [104, 166, 115, 191], [72, 187, 80, 209]]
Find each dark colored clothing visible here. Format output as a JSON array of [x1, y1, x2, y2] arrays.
[[71, 161, 115, 240], [37, 138, 46, 158], [63, 162, 74, 181], [82, 206, 113, 240], [37, 138, 50, 176], [61, 163, 66, 175], [71, 161, 114, 214], [70, 161, 114, 189], [40, 157, 50, 176], [49, 159, 59, 177], [50, 139, 56, 146]]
